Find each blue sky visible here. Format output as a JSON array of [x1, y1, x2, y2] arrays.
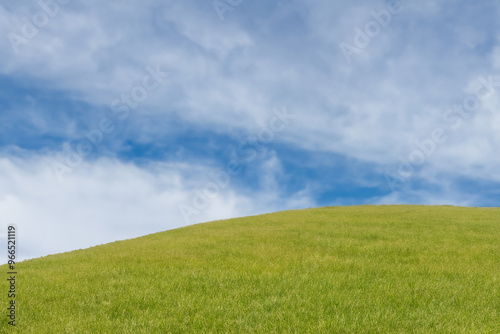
[[0, 0, 499, 260]]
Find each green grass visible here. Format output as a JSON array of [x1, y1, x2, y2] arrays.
[[2, 205, 499, 333]]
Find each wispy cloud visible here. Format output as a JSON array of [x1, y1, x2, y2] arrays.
[[0, 0, 499, 260]]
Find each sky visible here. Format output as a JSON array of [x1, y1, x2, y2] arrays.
[[0, 0, 499, 261]]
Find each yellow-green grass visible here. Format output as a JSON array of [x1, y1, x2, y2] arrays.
[[2, 205, 499, 333]]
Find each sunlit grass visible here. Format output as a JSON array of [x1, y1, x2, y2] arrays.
[[2, 205, 499, 333]]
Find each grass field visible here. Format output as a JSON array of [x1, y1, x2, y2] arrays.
[[1, 205, 499, 333]]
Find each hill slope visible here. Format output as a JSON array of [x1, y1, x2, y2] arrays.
[[2, 205, 499, 333]]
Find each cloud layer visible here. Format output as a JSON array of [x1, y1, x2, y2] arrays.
[[0, 0, 499, 260]]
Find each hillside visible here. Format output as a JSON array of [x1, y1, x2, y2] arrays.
[[2, 205, 499, 333]]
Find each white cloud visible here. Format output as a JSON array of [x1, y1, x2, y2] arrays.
[[1, 0, 497, 171], [0, 0, 498, 261], [0, 150, 314, 262]]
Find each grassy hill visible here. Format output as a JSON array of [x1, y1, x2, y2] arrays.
[[2, 205, 499, 333]]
